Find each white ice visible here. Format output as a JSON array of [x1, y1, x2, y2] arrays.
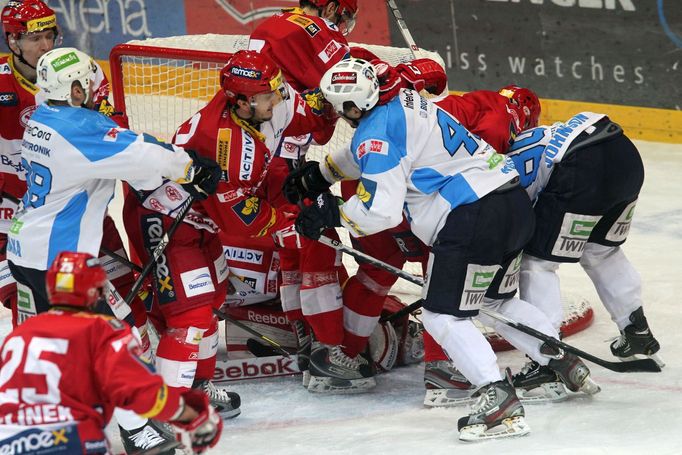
[[1, 139, 680, 454]]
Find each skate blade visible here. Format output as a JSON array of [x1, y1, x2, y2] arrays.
[[578, 376, 601, 396], [423, 388, 473, 407], [459, 416, 531, 442], [129, 440, 182, 455], [302, 370, 311, 388], [618, 352, 665, 368], [307, 375, 376, 394], [516, 382, 569, 404], [217, 407, 241, 420]]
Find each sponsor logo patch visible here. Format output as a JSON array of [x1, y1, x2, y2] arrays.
[[356, 139, 389, 159], [331, 71, 357, 84], [319, 40, 342, 63], [223, 246, 264, 265], [230, 66, 262, 79], [181, 267, 215, 298], [103, 127, 120, 142], [142, 215, 176, 304], [0, 91, 18, 106]]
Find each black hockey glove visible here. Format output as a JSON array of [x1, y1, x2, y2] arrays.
[[295, 192, 341, 240], [282, 160, 332, 205], [183, 150, 221, 200]]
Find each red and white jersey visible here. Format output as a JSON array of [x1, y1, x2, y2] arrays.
[[0, 55, 109, 232], [249, 8, 350, 92], [436, 90, 524, 155], [0, 309, 182, 452], [172, 85, 327, 239]]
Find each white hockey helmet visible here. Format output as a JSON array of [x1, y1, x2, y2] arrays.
[[320, 58, 380, 115], [36, 47, 96, 107]]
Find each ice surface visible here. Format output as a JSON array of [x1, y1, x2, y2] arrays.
[[1, 140, 680, 454]]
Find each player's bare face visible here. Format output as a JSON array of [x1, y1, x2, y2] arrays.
[[249, 91, 282, 123], [14, 29, 56, 67], [341, 106, 363, 128]]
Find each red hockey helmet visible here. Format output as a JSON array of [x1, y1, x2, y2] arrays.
[[46, 252, 107, 309], [499, 85, 541, 129], [310, 0, 358, 35], [220, 50, 286, 106], [2, 0, 58, 39]]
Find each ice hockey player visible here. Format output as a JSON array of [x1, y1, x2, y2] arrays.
[[505, 111, 664, 399], [293, 58, 600, 441], [285, 60, 544, 405], [0, 251, 222, 454]]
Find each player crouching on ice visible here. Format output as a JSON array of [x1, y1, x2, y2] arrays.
[[0, 252, 222, 454], [291, 58, 600, 441]]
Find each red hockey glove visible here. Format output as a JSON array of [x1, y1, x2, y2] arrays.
[[396, 58, 447, 95], [273, 220, 309, 250], [372, 59, 407, 105], [172, 389, 223, 454], [350, 46, 379, 62]]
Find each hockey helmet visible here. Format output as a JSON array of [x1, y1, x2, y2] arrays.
[[36, 47, 98, 107], [46, 252, 107, 310], [310, 0, 358, 35], [220, 50, 286, 106], [2, 0, 59, 42], [499, 85, 541, 129], [320, 58, 380, 115]]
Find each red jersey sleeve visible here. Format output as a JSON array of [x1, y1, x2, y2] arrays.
[[92, 318, 183, 421], [250, 10, 350, 92]]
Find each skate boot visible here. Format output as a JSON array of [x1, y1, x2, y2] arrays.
[[291, 319, 312, 387], [119, 420, 179, 455], [610, 307, 664, 367], [457, 369, 530, 442], [423, 360, 475, 407], [541, 343, 601, 395], [512, 359, 568, 404], [193, 379, 241, 419], [307, 342, 376, 394]]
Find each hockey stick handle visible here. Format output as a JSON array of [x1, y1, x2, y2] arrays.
[[380, 298, 423, 323], [480, 309, 661, 373], [212, 307, 292, 358], [124, 196, 195, 305], [317, 235, 424, 286], [385, 0, 427, 59], [100, 247, 144, 273], [319, 235, 661, 373]]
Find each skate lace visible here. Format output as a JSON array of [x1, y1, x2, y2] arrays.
[[329, 346, 361, 369], [519, 360, 539, 376], [203, 381, 232, 403], [129, 425, 165, 450], [607, 334, 627, 349], [471, 386, 497, 414]]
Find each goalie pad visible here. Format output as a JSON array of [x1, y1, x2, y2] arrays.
[[368, 320, 399, 372]]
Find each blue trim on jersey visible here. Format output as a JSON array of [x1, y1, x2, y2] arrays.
[[351, 98, 407, 175], [32, 105, 137, 162], [142, 133, 175, 152], [47, 191, 88, 267], [508, 127, 549, 188], [411, 168, 478, 209]]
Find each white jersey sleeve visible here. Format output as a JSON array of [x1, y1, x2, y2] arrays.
[[339, 89, 519, 246], [7, 104, 194, 270]]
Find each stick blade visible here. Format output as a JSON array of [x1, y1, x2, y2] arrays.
[[605, 357, 662, 373]]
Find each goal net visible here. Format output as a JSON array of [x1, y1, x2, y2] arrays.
[[109, 34, 593, 351]]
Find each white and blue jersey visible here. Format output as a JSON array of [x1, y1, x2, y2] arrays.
[[7, 104, 194, 271], [506, 112, 606, 201], [329, 89, 518, 246]]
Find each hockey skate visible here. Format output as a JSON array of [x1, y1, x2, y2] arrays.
[[541, 343, 601, 395], [193, 379, 241, 420], [610, 307, 664, 368], [120, 420, 180, 455], [423, 361, 475, 407], [307, 342, 376, 394], [457, 369, 530, 442], [512, 359, 568, 404], [291, 319, 312, 387]]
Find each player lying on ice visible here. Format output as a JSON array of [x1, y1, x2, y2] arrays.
[[287, 58, 600, 441], [0, 252, 222, 454]]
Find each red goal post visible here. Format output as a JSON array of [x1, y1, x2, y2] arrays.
[[108, 34, 593, 351]]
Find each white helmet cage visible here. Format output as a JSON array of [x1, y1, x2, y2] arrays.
[[320, 58, 380, 115], [37, 47, 96, 107]]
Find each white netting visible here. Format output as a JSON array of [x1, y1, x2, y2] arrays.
[[111, 34, 592, 344]]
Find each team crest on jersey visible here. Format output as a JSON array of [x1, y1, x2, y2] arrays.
[[0, 92, 18, 106], [232, 196, 261, 225], [357, 177, 378, 209], [19, 105, 37, 128], [356, 139, 389, 159]]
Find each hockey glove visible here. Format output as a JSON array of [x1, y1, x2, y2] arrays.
[[295, 192, 341, 240], [282, 160, 332, 205], [172, 389, 223, 454], [372, 59, 406, 105], [183, 150, 222, 200], [396, 58, 447, 95], [273, 222, 309, 249]]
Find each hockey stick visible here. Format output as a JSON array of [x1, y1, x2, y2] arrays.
[[380, 298, 423, 324], [213, 307, 293, 358], [317, 235, 662, 373], [124, 196, 195, 305], [100, 247, 144, 273], [385, 0, 429, 59]]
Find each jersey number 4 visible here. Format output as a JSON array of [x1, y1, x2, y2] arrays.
[[0, 336, 67, 403], [21, 159, 53, 208], [437, 109, 479, 157]]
